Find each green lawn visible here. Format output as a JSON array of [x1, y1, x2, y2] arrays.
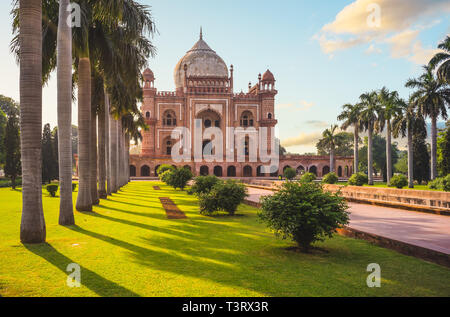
[[0, 182, 449, 297], [337, 182, 436, 191]]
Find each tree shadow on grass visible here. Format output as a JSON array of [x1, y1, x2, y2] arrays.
[[24, 243, 139, 297]]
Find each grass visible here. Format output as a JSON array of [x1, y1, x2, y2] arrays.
[[337, 182, 438, 191], [0, 181, 449, 297]]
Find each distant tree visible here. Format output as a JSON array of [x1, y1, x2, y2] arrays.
[[359, 135, 400, 182], [279, 143, 287, 156], [283, 167, 296, 181], [317, 131, 354, 157], [412, 117, 431, 184], [429, 36, 450, 84], [317, 125, 342, 173], [437, 121, 450, 176], [42, 124, 58, 184], [394, 151, 408, 175], [71, 125, 78, 170], [338, 103, 363, 173], [4, 111, 21, 189], [52, 127, 59, 178], [0, 110, 6, 167]]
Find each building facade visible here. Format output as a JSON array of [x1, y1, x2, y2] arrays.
[[130, 32, 353, 178]]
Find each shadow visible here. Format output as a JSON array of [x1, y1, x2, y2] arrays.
[[24, 243, 139, 297]]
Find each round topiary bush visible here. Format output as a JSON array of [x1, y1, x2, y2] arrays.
[[300, 172, 316, 183], [428, 177, 444, 190], [258, 181, 349, 252], [190, 175, 221, 196], [72, 183, 77, 192], [46, 184, 59, 197], [322, 172, 338, 184], [157, 164, 175, 178], [198, 180, 248, 215], [348, 173, 368, 186], [283, 167, 297, 181], [166, 167, 193, 190], [389, 174, 408, 189], [443, 174, 450, 192]]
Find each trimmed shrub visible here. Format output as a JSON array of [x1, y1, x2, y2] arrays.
[[72, 183, 77, 192], [46, 184, 59, 197], [300, 172, 316, 183], [190, 175, 221, 196], [348, 173, 368, 186], [283, 167, 297, 181], [198, 180, 248, 215], [428, 177, 444, 190], [389, 174, 408, 189], [259, 181, 349, 252], [157, 164, 175, 178], [166, 167, 193, 190], [443, 175, 450, 192], [159, 170, 174, 184], [322, 172, 338, 184]]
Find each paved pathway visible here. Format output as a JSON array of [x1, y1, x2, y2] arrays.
[[247, 187, 450, 255]]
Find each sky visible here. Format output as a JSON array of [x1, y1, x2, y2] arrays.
[[0, 0, 449, 154]]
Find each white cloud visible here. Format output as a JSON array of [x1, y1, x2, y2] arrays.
[[281, 131, 322, 147], [276, 100, 316, 111], [315, 0, 450, 64]]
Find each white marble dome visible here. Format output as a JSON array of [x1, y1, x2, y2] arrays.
[[174, 32, 229, 89]]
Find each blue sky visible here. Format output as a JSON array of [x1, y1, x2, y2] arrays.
[[0, 0, 449, 153]]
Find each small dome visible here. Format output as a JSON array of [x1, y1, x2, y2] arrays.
[[143, 68, 154, 80], [262, 69, 275, 82], [174, 31, 228, 89]]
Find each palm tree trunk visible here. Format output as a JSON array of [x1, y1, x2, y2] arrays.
[[98, 103, 107, 199], [56, 0, 74, 225], [75, 57, 92, 211], [386, 120, 392, 185], [407, 126, 414, 188], [19, 0, 46, 243], [368, 124, 374, 185], [105, 92, 111, 195], [330, 147, 335, 173], [431, 115, 437, 180], [354, 126, 359, 174], [90, 104, 99, 205], [117, 119, 123, 188], [109, 114, 118, 193]]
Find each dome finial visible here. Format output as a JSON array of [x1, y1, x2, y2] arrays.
[[200, 27, 203, 40]]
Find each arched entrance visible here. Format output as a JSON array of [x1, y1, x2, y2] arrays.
[[257, 166, 265, 177], [200, 166, 209, 176], [227, 166, 236, 177], [309, 166, 317, 176], [214, 166, 223, 177], [322, 166, 330, 176], [130, 165, 136, 177], [141, 165, 150, 177], [296, 165, 305, 175], [338, 166, 343, 177], [243, 165, 252, 177]]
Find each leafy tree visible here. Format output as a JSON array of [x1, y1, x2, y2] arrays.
[[0, 110, 6, 167], [46, 184, 59, 197], [394, 151, 408, 175], [338, 103, 363, 173], [42, 124, 58, 184], [406, 66, 450, 180], [157, 164, 175, 178], [0, 95, 20, 168], [189, 175, 221, 195], [317, 126, 347, 173], [259, 182, 349, 252], [412, 119, 431, 184], [198, 180, 247, 215], [358, 135, 400, 182], [300, 172, 316, 183], [429, 36, 450, 84], [4, 110, 21, 189], [437, 121, 450, 176]]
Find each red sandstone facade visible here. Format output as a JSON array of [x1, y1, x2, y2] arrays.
[[130, 32, 353, 178]]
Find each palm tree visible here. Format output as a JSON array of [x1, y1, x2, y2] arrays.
[[378, 87, 402, 185], [429, 36, 450, 84], [338, 103, 362, 175], [57, 0, 74, 225], [392, 100, 423, 188], [321, 125, 340, 173], [359, 91, 382, 185], [18, 0, 46, 243], [406, 66, 450, 180]]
